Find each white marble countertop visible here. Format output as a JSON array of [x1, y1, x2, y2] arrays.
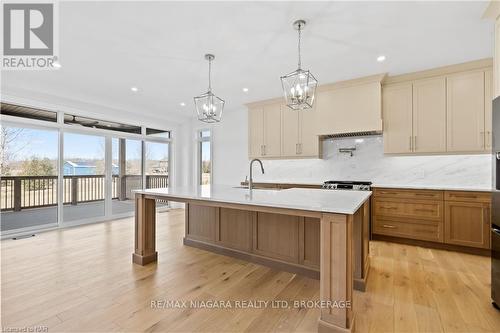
[[134, 185, 371, 215], [371, 184, 492, 192]]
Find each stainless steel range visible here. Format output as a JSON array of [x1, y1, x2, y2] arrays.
[[321, 180, 372, 191]]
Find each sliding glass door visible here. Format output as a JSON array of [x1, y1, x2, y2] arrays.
[[111, 138, 143, 215], [0, 124, 59, 232], [63, 132, 106, 222]]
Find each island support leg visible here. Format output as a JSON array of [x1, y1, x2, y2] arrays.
[[132, 193, 158, 265], [318, 213, 354, 333]]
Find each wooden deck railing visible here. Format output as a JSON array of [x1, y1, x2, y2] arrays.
[[0, 175, 168, 211]]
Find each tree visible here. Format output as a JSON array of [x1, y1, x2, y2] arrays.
[[0, 127, 26, 175], [21, 156, 55, 190]]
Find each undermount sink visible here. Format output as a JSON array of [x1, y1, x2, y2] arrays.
[[232, 186, 280, 191]]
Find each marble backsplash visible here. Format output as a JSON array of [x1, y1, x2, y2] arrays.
[[252, 135, 492, 188]]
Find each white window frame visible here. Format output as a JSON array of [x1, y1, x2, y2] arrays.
[[196, 129, 213, 186], [0, 101, 173, 238]]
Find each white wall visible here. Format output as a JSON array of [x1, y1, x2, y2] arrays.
[[183, 109, 492, 189]]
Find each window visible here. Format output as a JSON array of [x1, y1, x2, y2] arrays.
[[146, 128, 171, 139], [198, 130, 211, 185], [0, 124, 59, 231], [1, 103, 57, 122], [111, 138, 143, 215], [63, 132, 106, 222], [0, 103, 173, 233], [64, 114, 142, 134]]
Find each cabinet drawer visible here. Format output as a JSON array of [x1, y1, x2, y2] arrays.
[[373, 217, 443, 242], [374, 199, 442, 221], [444, 191, 491, 203], [374, 188, 443, 200]]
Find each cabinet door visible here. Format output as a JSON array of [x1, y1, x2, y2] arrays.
[[446, 71, 485, 152], [412, 77, 446, 152], [299, 109, 320, 157], [444, 201, 490, 249], [282, 106, 300, 157], [263, 103, 282, 157], [382, 83, 413, 153], [248, 107, 264, 158], [485, 69, 493, 151]]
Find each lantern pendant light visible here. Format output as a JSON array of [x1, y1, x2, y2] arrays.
[[280, 20, 318, 111], [194, 54, 225, 123]]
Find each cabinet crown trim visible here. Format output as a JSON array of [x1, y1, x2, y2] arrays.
[[383, 58, 493, 85]]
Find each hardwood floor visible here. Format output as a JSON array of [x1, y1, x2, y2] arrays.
[[1, 209, 499, 332]]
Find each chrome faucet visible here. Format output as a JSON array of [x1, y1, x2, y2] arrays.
[[249, 159, 265, 190]]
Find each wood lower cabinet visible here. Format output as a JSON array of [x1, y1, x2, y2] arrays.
[[217, 208, 253, 251], [253, 212, 300, 263], [185, 201, 371, 290], [185, 204, 217, 242], [300, 217, 320, 269], [372, 188, 491, 251], [444, 196, 491, 249]]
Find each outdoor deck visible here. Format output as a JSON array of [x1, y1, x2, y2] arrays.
[[0, 200, 135, 231], [0, 174, 168, 232]]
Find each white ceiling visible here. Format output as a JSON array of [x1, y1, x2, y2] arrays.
[[1, 1, 494, 124]]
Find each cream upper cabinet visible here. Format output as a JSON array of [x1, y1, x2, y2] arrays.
[[412, 77, 446, 153], [446, 70, 485, 152], [485, 69, 493, 150], [282, 106, 300, 156], [282, 106, 319, 157], [262, 102, 282, 157], [248, 107, 264, 158], [382, 83, 413, 153], [299, 109, 320, 156]]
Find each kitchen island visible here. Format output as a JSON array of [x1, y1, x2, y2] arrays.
[[132, 185, 371, 333]]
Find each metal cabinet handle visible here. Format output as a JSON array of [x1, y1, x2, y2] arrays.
[[382, 224, 396, 229], [450, 194, 477, 199], [409, 136, 412, 151], [487, 131, 491, 148], [299, 143, 302, 154], [480, 131, 485, 148], [414, 208, 435, 213], [414, 136, 417, 151]]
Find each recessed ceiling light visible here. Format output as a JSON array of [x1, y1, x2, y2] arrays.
[[242, 88, 249, 93], [131, 87, 139, 92], [376, 55, 386, 63], [180, 102, 186, 106]]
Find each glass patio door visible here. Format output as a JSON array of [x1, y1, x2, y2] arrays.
[[111, 137, 143, 215], [63, 132, 106, 222], [0, 124, 59, 232]]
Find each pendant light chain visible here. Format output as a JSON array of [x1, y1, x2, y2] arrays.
[[297, 22, 302, 70], [208, 57, 212, 92]]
